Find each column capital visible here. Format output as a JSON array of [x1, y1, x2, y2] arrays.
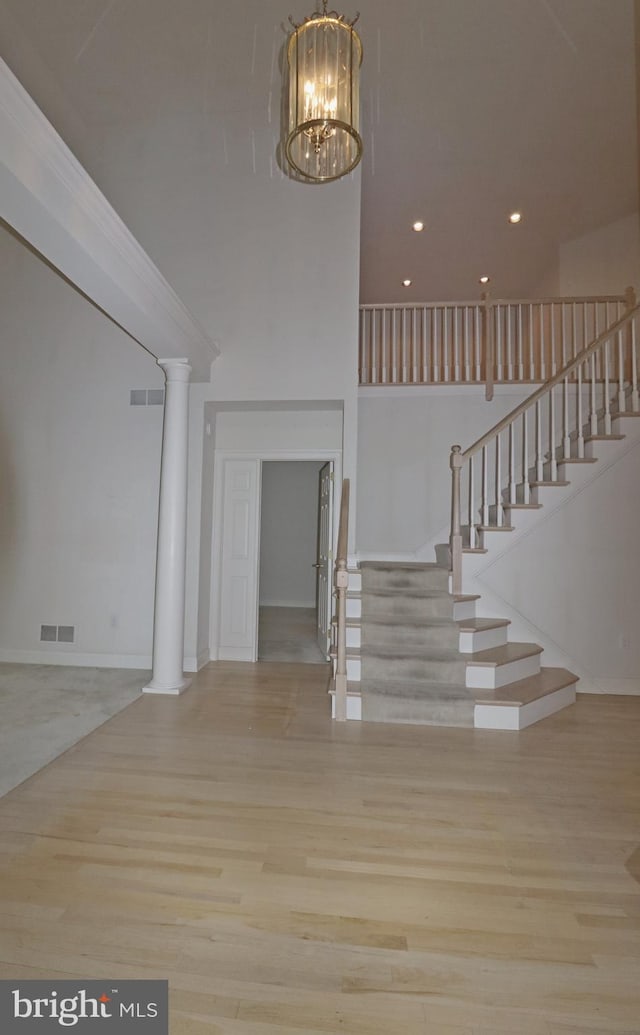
[[157, 358, 192, 382]]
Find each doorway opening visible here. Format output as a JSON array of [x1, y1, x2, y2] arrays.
[[257, 460, 333, 664]]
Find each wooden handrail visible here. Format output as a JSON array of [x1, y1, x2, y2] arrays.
[[359, 293, 627, 311], [334, 478, 350, 722], [460, 304, 639, 463]]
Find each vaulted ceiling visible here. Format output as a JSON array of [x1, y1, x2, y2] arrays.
[[1, 0, 637, 304]]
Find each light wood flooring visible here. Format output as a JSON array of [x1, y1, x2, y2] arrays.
[[0, 662, 639, 1034]]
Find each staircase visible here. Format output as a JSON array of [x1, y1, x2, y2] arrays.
[[331, 301, 640, 729], [332, 560, 578, 729]]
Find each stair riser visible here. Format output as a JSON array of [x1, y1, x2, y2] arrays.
[[361, 623, 460, 650], [362, 596, 453, 620], [466, 652, 541, 689], [346, 597, 361, 619], [584, 438, 625, 460], [362, 696, 474, 727], [363, 656, 466, 683], [459, 626, 508, 653], [346, 657, 361, 680], [453, 599, 477, 621], [346, 627, 360, 649], [346, 623, 505, 654], [474, 683, 576, 730], [361, 569, 449, 593]]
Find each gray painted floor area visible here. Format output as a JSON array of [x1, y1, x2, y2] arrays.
[[258, 606, 327, 664], [0, 663, 149, 798]]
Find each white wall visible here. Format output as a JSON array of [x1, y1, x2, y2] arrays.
[[356, 385, 533, 557], [557, 212, 639, 296], [532, 212, 640, 299], [259, 462, 324, 608], [481, 436, 640, 689], [0, 226, 163, 665], [3, 42, 362, 673]]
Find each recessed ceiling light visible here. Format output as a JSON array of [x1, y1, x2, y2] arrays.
[[402, 279, 412, 287], [509, 211, 522, 224], [412, 221, 425, 232], [479, 275, 490, 284]]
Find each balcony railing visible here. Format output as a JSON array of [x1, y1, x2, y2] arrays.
[[359, 291, 634, 399]]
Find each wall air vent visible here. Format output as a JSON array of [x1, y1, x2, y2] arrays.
[[130, 389, 165, 406], [40, 625, 75, 643]]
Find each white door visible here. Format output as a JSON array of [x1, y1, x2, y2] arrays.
[[218, 459, 261, 661], [315, 461, 334, 658]]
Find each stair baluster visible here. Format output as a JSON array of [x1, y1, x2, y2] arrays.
[[448, 302, 640, 599], [576, 362, 585, 458], [562, 376, 571, 459], [521, 411, 530, 503], [632, 318, 639, 411], [548, 388, 557, 481]]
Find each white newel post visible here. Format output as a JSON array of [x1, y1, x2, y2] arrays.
[[143, 358, 192, 695]]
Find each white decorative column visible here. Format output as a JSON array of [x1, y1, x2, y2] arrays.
[[143, 358, 192, 695]]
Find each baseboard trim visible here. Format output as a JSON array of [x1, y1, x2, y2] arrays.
[[577, 678, 640, 696], [0, 648, 152, 669], [184, 649, 210, 673], [218, 646, 254, 662], [259, 600, 316, 609]]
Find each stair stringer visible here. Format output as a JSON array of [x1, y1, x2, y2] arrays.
[[417, 416, 640, 566]]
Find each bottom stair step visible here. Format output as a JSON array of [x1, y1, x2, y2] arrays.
[[474, 667, 578, 730], [361, 679, 475, 728]]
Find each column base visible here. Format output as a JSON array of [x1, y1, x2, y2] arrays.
[[142, 676, 192, 696]]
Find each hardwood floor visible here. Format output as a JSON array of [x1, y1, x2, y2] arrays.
[[0, 661, 639, 1034]]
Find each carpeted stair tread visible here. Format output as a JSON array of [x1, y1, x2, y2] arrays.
[[359, 561, 444, 570], [473, 667, 577, 705], [362, 587, 451, 600]]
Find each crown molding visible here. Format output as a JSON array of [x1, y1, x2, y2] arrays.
[[0, 59, 218, 381]]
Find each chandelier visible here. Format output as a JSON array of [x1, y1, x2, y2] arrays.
[[285, 1, 363, 183]]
